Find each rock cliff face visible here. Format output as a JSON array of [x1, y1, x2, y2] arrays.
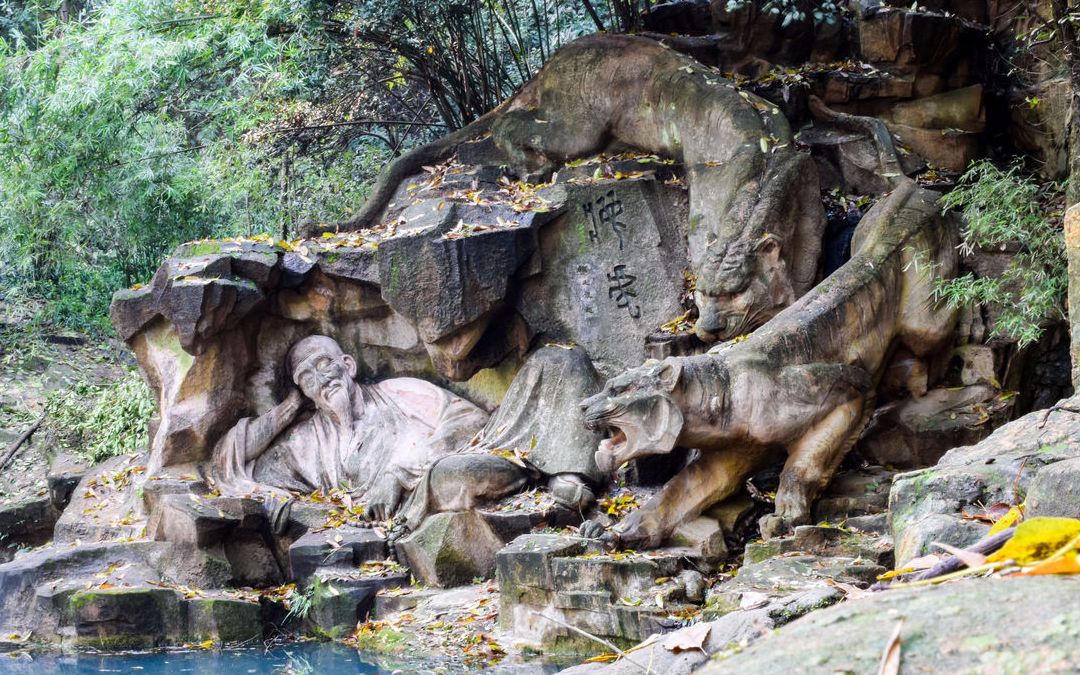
[[111, 166, 690, 472]]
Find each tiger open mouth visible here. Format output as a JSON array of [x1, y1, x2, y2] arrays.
[[598, 427, 628, 456], [594, 423, 637, 474]]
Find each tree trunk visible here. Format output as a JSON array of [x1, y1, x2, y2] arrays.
[[1067, 120, 1079, 389], [1053, 0, 1080, 388]]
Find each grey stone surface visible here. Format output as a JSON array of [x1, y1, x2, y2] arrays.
[[473, 345, 606, 483], [811, 466, 894, 523], [670, 516, 728, 562], [307, 573, 409, 638], [0, 496, 59, 562], [64, 587, 187, 650], [558, 585, 841, 675], [699, 577, 1080, 674], [185, 596, 264, 643], [889, 396, 1080, 565]]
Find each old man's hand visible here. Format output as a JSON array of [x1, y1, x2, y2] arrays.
[[365, 477, 403, 522]]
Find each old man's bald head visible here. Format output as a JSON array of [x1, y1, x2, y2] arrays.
[[287, 336, 359, 419]]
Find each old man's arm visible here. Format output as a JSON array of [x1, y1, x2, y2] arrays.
[[238, 389, 306, 462], [212, 390, 305, 494]]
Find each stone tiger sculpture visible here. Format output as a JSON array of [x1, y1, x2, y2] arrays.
[[308, 33, 825, 343], [580, 180, 959, 547]]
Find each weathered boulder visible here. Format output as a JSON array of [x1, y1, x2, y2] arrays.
[[185, 596, 264, 643], [705, 551, 884, 621], [396, 511, 504, 587], [858, 385, 1013, 469], [699, 576, 1080, 674], [46, 451, 90, 512], [1026, 457, 1080, 519], [811, 466, 894, 523], [742, 525, 893, 568], [145, 484, 285, 587], [53, 455, 147, 544], [0, 541, 160, 635], [0, 496, 59, 563], [880, 86, 985, 172], [497, 534, 588, 612], [890, 396, 1080, 565], [516, 179, 688, 377], [670, 516, 728, 562], [60, 587, 265, 649], [498, 533, 703, 652]]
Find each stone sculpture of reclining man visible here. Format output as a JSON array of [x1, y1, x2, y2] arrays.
[[211, 335, 489, 526]]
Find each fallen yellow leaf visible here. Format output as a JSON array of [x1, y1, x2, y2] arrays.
[[988, 504, 1024, 535], [988, 517, 1080, 565]]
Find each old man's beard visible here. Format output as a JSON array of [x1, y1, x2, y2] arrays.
[[318, 380, 355, 423]]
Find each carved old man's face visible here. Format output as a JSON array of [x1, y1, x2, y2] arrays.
[[288, 335, 358, 419]]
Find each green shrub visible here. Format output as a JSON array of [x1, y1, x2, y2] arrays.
[[935, 160, 1068, 347], [43, 369, 155, 463]]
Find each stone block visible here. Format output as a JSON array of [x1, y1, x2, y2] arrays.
[[46, 452, 90, 511], [705, 494, 760, 537], [671, 516, 729, 562], [0, 497, 59, 561], [151, 493, 240, 548], [496, 534, 588, 602], [792, 526, 893, 567], [812, 466, 894, 523], [185, 597, 263, 643], [552, 552, 682, 600], [307, 574, 408, 639], [374, 587, 438, 617], [396, 512, 503, 587], [288, 527, 388, 584], [65, 587, 185, 650], [857, 8, 985, 93], [952, 344, 998, 387], [518, 178, 689, 375], [885, 123, 982, 173], [223, 530, 284, 587], [699, 577, 1080, 674]]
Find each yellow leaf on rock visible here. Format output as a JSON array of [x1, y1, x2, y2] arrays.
[[876, 567, 916, 581], [584, 653, 619, 664], [988, 504, 1024, 535], [987, 517, 1080, 564]]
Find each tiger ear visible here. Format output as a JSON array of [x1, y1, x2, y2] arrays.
[[756, 234, 782, 264], [653, 359, 683, 392]]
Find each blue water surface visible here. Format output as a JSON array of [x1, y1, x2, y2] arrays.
[[0, 643, 410, 674]]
